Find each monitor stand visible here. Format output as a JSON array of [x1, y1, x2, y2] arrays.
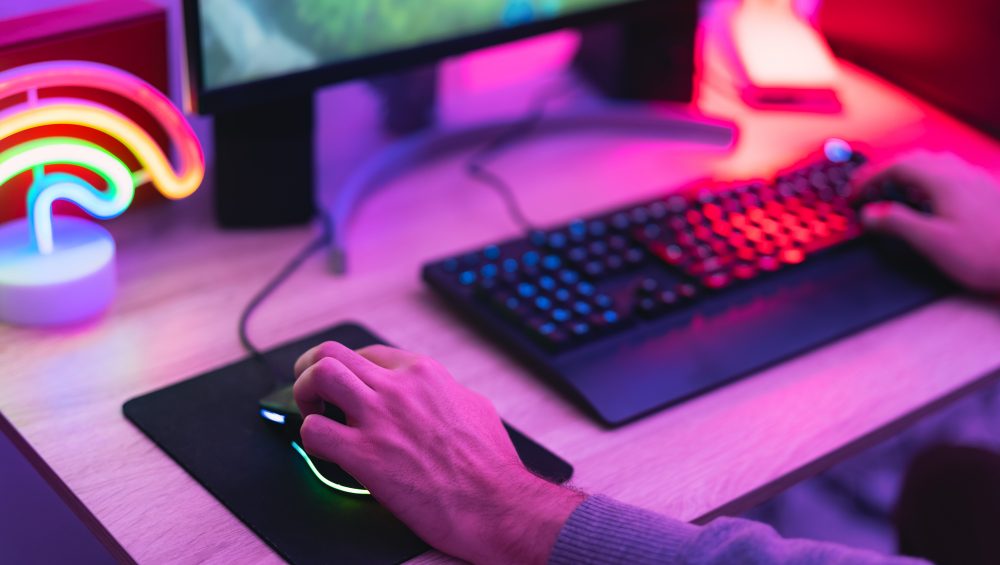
[[212, 66, 439, 229], [211, 2, 699, 229], [213, 94, 317, 228]]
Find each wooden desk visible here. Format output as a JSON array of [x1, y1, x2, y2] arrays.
[[3, 18, 1000, 565]]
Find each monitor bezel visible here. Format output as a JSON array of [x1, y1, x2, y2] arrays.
[[182, 0, 661, 114]]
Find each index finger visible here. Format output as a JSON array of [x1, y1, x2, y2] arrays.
[[294, 341, 383, 386]]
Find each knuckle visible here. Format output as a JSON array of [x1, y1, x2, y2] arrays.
[[318, 341, 346, 359], [409, 355, 439, 376], [314, 356, 343, 374], [300, 415, 323, 443], [361, 344, 390, 355]]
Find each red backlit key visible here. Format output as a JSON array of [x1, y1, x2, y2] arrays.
[[737, 247, 756, 262], [703, 203, 722, 221], [703, 272, 731, 290], [756, 241, 776, 256], [829, 215, 849, 231], [733, 262, 757, 280], [712, 221, 733, 237], [710, 240, 730, 255], [780, 248, 805, 264], [758, 256, 780, 272]]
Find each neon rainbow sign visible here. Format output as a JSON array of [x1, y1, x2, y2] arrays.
[[0, 61, 205, 326]]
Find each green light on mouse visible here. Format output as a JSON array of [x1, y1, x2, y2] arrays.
[[290, 441, 371, 496]]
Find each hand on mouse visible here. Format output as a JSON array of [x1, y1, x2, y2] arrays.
[[854, 151, 1000, 294], [292, 341, 584, 565]]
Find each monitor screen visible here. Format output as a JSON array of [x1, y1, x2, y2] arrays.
[[194, 0, 638, 93]]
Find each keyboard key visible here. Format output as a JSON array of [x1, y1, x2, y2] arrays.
[[517, 283, 537, 298], [703, 272, 731, 290], [758, 256, 780, 272], [677, 284, 698, 299], [594, 294, 614, 309], [588, 220, 608, 237]]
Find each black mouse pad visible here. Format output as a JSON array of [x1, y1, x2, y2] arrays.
[[123, 322, 573, 565]]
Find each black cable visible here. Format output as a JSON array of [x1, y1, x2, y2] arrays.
[[465, 84, 576, 233], [238, 218, 332, 373]]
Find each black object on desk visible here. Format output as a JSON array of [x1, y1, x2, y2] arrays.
[[0, 412, 135, 565], [423, 143, 955, 426], [123, 322, 572, 565]]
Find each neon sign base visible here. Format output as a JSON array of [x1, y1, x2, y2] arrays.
[[0, 216, 116, 326]]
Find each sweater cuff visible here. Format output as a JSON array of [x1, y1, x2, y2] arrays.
[[548, 495, 698, 565]]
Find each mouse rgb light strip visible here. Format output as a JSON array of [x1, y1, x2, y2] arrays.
[[290, 441, 371, 496]]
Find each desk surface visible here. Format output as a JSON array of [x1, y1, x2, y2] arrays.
[[3, 15, 1000, 565]]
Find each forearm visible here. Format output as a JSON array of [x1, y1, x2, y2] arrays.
[[548, 495, 931, 565]]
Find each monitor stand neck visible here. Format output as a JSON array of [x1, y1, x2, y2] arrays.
[[368, 64, 439, 136], [212, 66, 440, 228], [213, 94, 317, 228]]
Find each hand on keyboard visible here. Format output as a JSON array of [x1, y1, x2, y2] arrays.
[[855, 151, 1000, 294]]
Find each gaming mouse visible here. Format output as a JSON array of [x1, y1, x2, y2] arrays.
[[258, 385, 370, 496]]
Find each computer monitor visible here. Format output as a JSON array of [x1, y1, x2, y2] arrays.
[[181, 0, 699, 227], [186, 0, 670, 112]]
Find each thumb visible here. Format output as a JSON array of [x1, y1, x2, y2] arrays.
[[860, 202, 954, 265]]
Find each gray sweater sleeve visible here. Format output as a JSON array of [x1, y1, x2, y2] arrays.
[[548, 495, 930, 565]]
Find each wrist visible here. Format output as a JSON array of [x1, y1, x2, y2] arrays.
[[470, 467, 585, 565]]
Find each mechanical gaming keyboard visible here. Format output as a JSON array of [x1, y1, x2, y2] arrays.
[[422, 141, 953, 426]]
